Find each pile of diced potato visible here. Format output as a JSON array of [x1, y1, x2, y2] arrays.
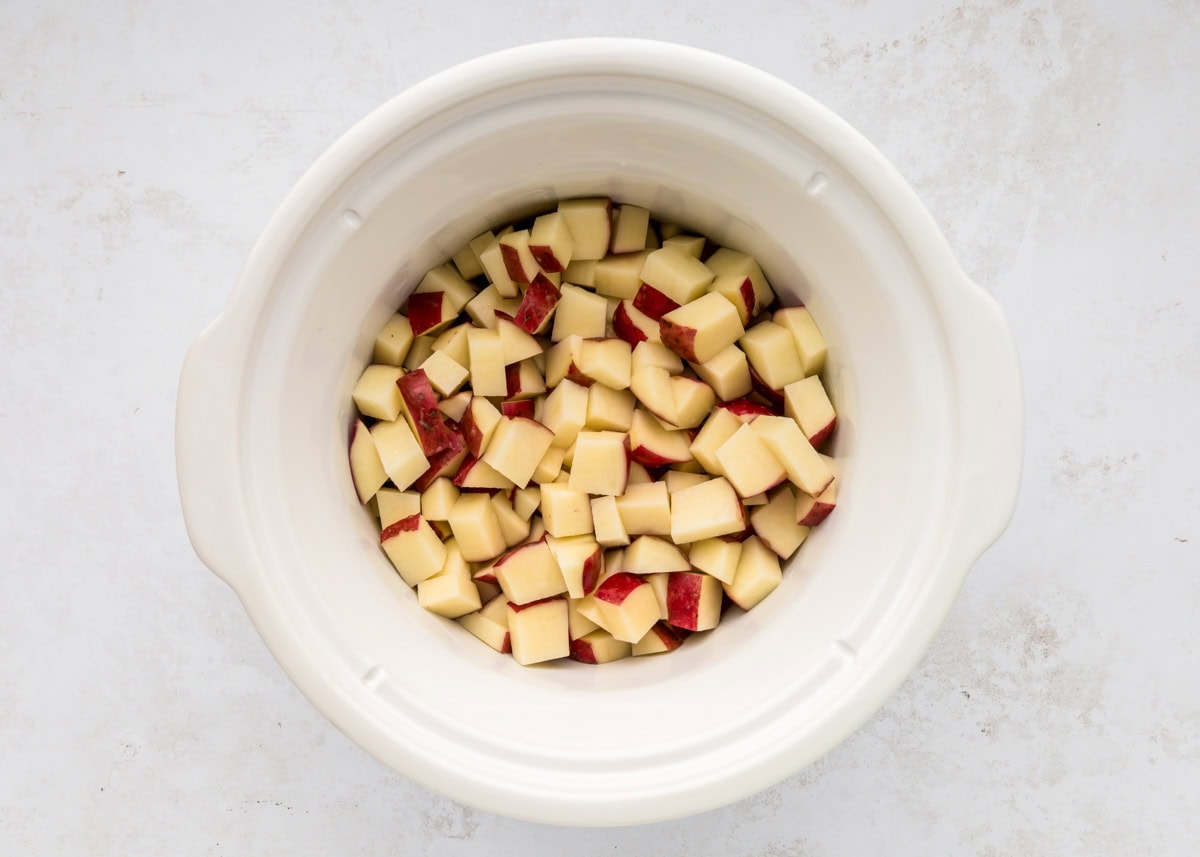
[[348, 199, 838, 666]]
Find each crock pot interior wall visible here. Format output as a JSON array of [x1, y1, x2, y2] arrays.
[[239, 79, 954, 764]]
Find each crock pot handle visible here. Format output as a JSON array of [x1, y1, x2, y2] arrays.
[[943, 274, 1024, 561], [176, 318, 259, 598]]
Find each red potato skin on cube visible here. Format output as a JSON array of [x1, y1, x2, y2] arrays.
[[737, 277, 756, 317], [529, 244, 565, 273], [581, 548, 602, 595], [500, 244, 534, 284], [380, 514, 421, 541], [649, 622, 688, 650], [594, 572, 645, 605], [513, 274, 561, 334], [716, 397, 777, 420], [629, 445, 682, 468], [665, 573, 706, 631], [632, 284, 680, 321], [719, 504, 754, 542], [473, 566, 498, 583], [612, 302, 649, 345], [564, 362, 595, 388], [658, 317, 699, 362], [412, 430, 466, 492], [452, 455, 493, 489], [808, 417, 837, 449], [507, 595, 561, 613], [406, 291, 446, 336], [748, 366, 785, 407], [798, 499, 836, 527], [460, 404, 486, 457], [569, 637, 599, 664], [397, 370, 460, 454], [502, 399, 535, 419]]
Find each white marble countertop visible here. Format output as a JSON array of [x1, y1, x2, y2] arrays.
[[3, 0, 1197, 853]]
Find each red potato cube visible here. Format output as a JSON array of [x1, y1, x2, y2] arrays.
[[507, 598, 570, 665], [614, 481, 672, 537], [465, 284, 522, 329], [632, 341, 684, 376], [420, 477, 460, 521], [564, 258, 596, 286], [501, 398, 536, 420], [705, 248, 773, 315], [610, 204, 651, 254], [774, 306, 828, 376], [349, 419, 388, 503], [645, 572, 670, 620], [715, 397, 777, 422], [406, 290, 458, 338], [750, 415, 834, 496], [688, 407, 743, 474], [569, 431, 629, 496], [411, 428, 467, 492], [594, 573, 661, 643], [430, 322, 472, 367], [505, 360, 545, 401], [783, 375, 838, 448], [450, 229, 494, 281], [352, 364, 404, 421], [632, 283, 681, 321], [715, 423, 788, 499], [740, 321, 805, 391], [567, 598, 600, 640], [692, 344, 753, 402], [437, 391, 472, 423], [369, 418, 430, 490], [458, 595, 511, 653], [478, 238, 519, 298], [612, 299, 662, 345], [569, 629, 632, 664], [750, 486, 810, 559], [417, 566, 482, 618], [621, 535, 690, 575], [748, 365, 786, 409], [451, 455, 514, 491], [460, 396, 502, 458], [796, 465, 838, 526], [664, 470, 708, 494], [461, 327, 504, 397], [541, 378, 590, 450], [659, 292, 746, 364], [670, 376, 716, 430], [544, 334, 584, 388], [447, 493, 507, 563], [574, 338, 632, 390], [418, 350, 469, 397], [628, 408, 692, 467], [551, 284, 608, 341], [709, 273, 756, 326], [666, 572, 723, 632], [723, 535, 782, 610], [630, 365, 678, 426], [372, 314, 415, 366], [590, 494, 630, 547], [494, 538, 568, 604], [627, 461, 653, 485], [593, 251, 651, 300], [558, 198, 612, 261], [480, 417, 555, 488], [668, 476, 746, 543], [688, 538, 742, 585], [498, 230, 541, 285], [376, 487, 421, 528], [539, 482, 595, 538], [512, 485, 541, 521], [493, 316, 544, 364], [662, 234, 705, 258], [416, 263, 477, 314], [586, 383, 636, 432], [512, 273, 561, 335], [632, 622, 687, 656], [528, 212, 574, 273], [491, 492, 532, 547], [403, 335, 436, 372], [397, 369, 460, 455], [639, 246, 714, 306], [381, 514, 448, 586], [546, 534, 604, 598]]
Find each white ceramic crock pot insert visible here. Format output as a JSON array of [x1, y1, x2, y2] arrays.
[[177, 40, 1022, 826]]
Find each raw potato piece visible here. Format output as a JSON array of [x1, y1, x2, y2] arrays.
[[632, 341, 684, 376], [615, 482, 671, 537], [448, 493, 507, 562], [541, 379, 590, 450], [466, 328, 507, 397], [420, 477, 459, 521], [669, 477, 745, 543], [689, 407, 743, 474], [622, 536, 690, 574], [465, 284, 521, 329], [567, 599, 600, 640], [438, 391, 472, 423], [416, 264, 476, 314], [724, 535, 782, 610], [666, 572, 723, 631], [575, 339, 632, 390], [628, 409, 692, 467], [419, 350, 469, 396], [546, 534, 603, 598], [418, 568, 482, 618], [659, 292, 746, 364], [586, 383, 635, 431], [532, 446, 565, 484], [376, 488, 421, 528], [494, 539, 568, 604], [461, 396, 501, 458], [670, 376, 717, 430], [630, 366, 678, 426], [593, 251, 651, 300], [352, 365, 404, 421], [740, 321, 805, 392], [479, 239, 519, 298], [610, 204, 651, 253], [507, 599, 570, 665], [750, 415, 834, 496], [495, 317, 544, 365], [639, 246, 714, 306], [594, 573, 661, 643], [796, 466, 838, 526], [750, 486, 810, 559], [369, 418, 430, 490], [381, 515, 448, 586], [645, 572, 670, 619], [632, 283, 680, 321], [552, 284, 608, 341], [570, 629, 631, 664], [705, 248, 773, 315], [403, 336, 435, 371], [451, 230, 493, 281], [349, 419, 388, 503], [662, 234, 705, 258], [590, 495, 630, 547], [373, 314, 414, 365], [783, 375, 838, 448], [528, 212, 574, 273], [569, 431, 629, 496], [459, 596, 511, 653], [491, 493, 532, 546], [688, 538, 742, 585], [505, 361, 545, 400], [715, 424, 788, 499], [498, 230, 541, 285], [431, 322, 472, 367], [612, 299, 662, 344], [513, 274, 562, 335], [664, 470, 708, 494], [773, 306, 828, 376], [558, 198, 612, 261], [632, 622, 687, 656], [482, 417, 555, 488], [452, 456, 513, 491], [539, 482, 594, 538]]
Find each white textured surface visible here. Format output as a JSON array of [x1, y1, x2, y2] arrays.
[[1, 0, 1196, 852]]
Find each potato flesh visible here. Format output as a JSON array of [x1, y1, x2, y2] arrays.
[[350, 200, 838, 666]]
